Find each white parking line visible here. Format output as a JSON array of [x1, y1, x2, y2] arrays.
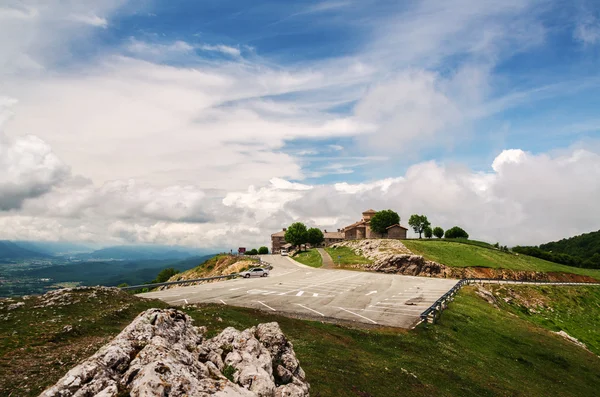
[[256, 301, 277, 311], [337, 307, 377, 324], [219, 299, 227, 305], [296, 291, 304, 296], [296, 304, 325, 317]]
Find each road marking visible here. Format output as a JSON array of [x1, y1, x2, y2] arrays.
[[174, 298, 188, 304], [366, 291, 377, 296], [337, 307, 377, 324], [295, 304, 325, 317], [296, 291, 305, 296], [256, 301, 277, 311], [219, 300, 226, 305], [312, 293, 319, 297], [229, 288, 242, 290]]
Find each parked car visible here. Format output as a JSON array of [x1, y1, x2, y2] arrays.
[[239, 267, 270, 278], [280, 249, 288, 256]]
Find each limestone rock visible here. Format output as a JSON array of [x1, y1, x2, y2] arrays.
[[40, 309, 309, 397]]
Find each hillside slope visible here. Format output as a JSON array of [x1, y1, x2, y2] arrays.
[[166, 254, 259, 283], [0, 240, 51, 260], [403, 239, 600, 280], [2, 285, 599, 396], [540, 229, 600, 258]]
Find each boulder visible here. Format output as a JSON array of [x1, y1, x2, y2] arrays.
[[40, 309, 309, 397]]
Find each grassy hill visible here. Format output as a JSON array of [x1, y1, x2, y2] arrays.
[[540, 229, 600, 258], [2, 285, 599, 396], [402, 239, 600, 280], [166, 254, 259, 282]]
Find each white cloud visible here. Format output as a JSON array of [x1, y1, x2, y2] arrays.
[[68, 14, 108, 28], [574, 16, 600, 45], [199, 44, 241, 57], [0, 100, 70, 210]]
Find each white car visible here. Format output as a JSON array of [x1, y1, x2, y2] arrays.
[[280, 249, 288, 256], [239, 267, 270, 278]]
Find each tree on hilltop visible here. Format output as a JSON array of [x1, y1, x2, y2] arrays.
[[444, 226, 469, 239], [285, 222, 308, 250], [306, 228, 325, 247], [424, 226, 433, 239], [408, 214, 431, 239], [370, 209, 400, 235], [433, 227, 444, 239]]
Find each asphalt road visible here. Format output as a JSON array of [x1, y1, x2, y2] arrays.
[[140, 254, 458, 328]]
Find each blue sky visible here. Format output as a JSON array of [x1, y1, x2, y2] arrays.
[[75, 0, 600, 184], [1, 0, 600, 247]]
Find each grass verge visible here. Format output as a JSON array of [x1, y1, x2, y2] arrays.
[[403, 239, 600, 279], [325, 246, 372, 267], [292, 249, 323, 268]]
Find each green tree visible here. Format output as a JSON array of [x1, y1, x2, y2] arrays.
[[408, 214, 431, 239], [246, 248, 258, 255], [258, 246, 269, 255], [444, 226, 469, 239], [424, 226, 433, 239], [285, 222, 308, 250], [151, 267, 179, 284], [370, 209, 400, 235], [433, 226, 444, 239], [306, 228, 325, 247]]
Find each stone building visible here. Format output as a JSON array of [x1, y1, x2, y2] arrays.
[[342, 209, 408, 240], [270, 209, 407, 253]]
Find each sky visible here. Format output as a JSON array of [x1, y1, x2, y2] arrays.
[[1, 0, 599, 249]]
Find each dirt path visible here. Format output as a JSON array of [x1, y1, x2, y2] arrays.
[[317, 248, 335, 269]]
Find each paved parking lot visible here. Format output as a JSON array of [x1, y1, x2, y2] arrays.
[[141, 254, 458, 328]]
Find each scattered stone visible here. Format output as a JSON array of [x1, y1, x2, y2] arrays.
[[475, 286, 498, 307], [554, 330, 589, 351], [7, 302, 25, 310], [40, 308, 309, 397]]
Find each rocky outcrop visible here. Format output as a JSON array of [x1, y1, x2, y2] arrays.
[[40, 309, 309, 397]]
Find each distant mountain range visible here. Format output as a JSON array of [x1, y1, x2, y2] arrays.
[[72, 245, 206, 261], [0, 241, 211, 261], [0, 241, 52, 260]]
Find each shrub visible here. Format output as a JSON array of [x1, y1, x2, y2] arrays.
[[444, 226, 469, 239], [258, 246, 269, 255], [433, 227, 444, 239]]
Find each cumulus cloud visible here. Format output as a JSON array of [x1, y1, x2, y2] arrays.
[[0, 101, 69, 210], [279, 147, 600, 246]]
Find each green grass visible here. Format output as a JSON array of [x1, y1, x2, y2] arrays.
[[403, 239, 600, 279], [3, 286, 600, 396], [292, 249, 323, 268], [487, 285, 600, 355], [325, 246, 372, 266]]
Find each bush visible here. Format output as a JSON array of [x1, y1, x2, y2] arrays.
[[444, 226, 469, 239], [246, 248, 258, 255], [151, 267, 180, 284], [433, 227, 444, 239], [424, 226, 433, 239], [258, 246, 269, 255]]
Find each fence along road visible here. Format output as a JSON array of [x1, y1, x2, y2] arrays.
[[139, 254, 457, 328]]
